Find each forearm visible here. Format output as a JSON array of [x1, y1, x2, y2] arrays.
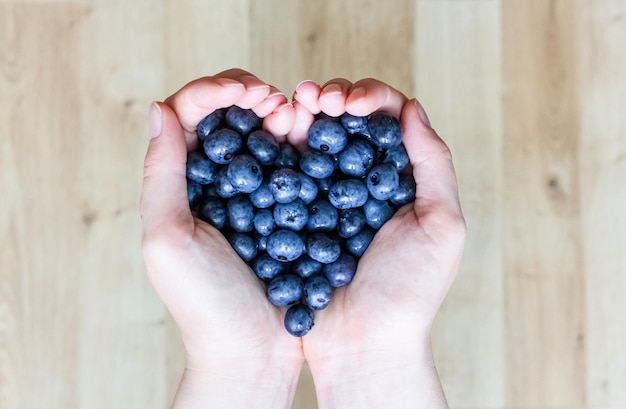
[[309, 339, 448, 409], [172, 364, 302, 409]]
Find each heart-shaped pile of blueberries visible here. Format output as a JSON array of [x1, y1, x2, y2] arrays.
[[185, 105, 415, 337]]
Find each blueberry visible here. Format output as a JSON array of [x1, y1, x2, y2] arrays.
[[254, 232, 268, 251], [390, 173, 416, 206], [299, 150, 335, 179], [346, 226, 376, 257], [225, 106, 262, 135], [337, 138, 375, 177], [366, 163, 399, 200], [284, 304, 315, 337], [298, 174, 319, 204], [337, 208, 367, 238], [215, 166, 239, 198], [269, 168, 302, 203], [187, 179, 203, 210], [382, 143, 410, 171], [186, 151, 219, 184], [267, 274, 304, 307], [323, 254, 357, 287], [196, 108, 225, 141], [254, 209, 276, 236], [328, 179, 369, 209], [368, 112, 402, 149], [247, 130, 280, 165], [315, 175, 335, 196], [274, 143, 299, 169], [363, 197, 394, 229], [249, 179, 276, 209], [266, 230, 305, 262], [203, 128, 242, 164], [227, 154, 263, 193], [203, 183, 219, 198], [226, 195, 254, 232], [252, 253, 285, 280], [306, 199, 338, 232], [306, 232, 341, 264], [307, 119, 348, 154], [198, 196, 226, 229], [340, 113, 369, 135], [290, 255, 323, 279], [273, 199, 308, 231], [227, 232, 257, 262], [304, 275, 332, 310]]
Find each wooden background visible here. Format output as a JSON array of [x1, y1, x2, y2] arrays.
[[1, 1, 624, 408]]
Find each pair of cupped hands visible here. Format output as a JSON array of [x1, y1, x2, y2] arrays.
[[140, 68, 465, 408]]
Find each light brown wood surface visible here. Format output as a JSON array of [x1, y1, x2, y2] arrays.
[[1, 1, 624, 408]]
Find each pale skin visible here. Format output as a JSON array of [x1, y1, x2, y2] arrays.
[[140, 68, 466, 409]]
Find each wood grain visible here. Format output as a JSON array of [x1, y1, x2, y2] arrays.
[[1, 1, 625, 408]]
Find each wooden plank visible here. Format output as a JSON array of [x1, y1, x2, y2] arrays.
[[414, 1, 504, 407], [502, 1, 585, 406], [578, 1, 626, 407]]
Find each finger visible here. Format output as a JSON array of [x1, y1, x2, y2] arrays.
[[318, 78, 352, 117], [293, 80, 322, 114], [263, 103, 296, 140], [285, 101, 315, 152], [400, 99, 463, 221], [252, 86, 288, 118], [164, 77, 246, 147], [214, 70, 271, 109], [141, 102, 194, 239], [346, 78, 408, 118]]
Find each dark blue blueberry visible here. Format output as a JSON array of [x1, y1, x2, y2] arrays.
[[203, 128, 242, 164], [215, 166, 239, 198], [337, 208, 367, 238], [340, 113, 369, 136], [187, 179, 203, 209], [196, 108, 225, 141], [306, 199, 338, 232], [299, 150, 335, 179], [368, 112, 402, 149], [307, 119, 348, 154], [290, 255, 323, 279], [225, 105, 262, 135], [249, 179, 276, 209], [255, 232, 268, 252], [226, 195, 254, 232], [363, 197, 395, 229], [390, 173, 416, 206], [266, 230, 305, 262], [247, 130, 280, 165], [267, 274, 304, 307], [315, 175, 335, 196], [227, 232, 257, 262], [198, 196, 226, 229], [273, 199, 308, 231], [382, 143, 410, 171], [254, 209, 276, 236], [204, 183, 218, 198], [366, 163, 399, 200], [328, 179, 369, 209], [323, 254, 357, 287], [226, 154, 263, 193], [186, 151, 218, 184], [304, 275, 332, 310], [252, 253, 285, 280], [337, 138, 375, 177], [306, 232, 341, 264], [298, 174, 319, 204], [269, 168, 302, 203], [346, 226, 376, 257], [284, 304, 315, 337], [274, 143, 299, 169]]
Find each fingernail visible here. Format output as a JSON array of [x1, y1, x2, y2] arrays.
[[276, 102, 293, 113], [414, 99, 431, 127], [349, 86, 366, 100], [149, 102, 162, 138], [321, 84, 343, 97], [296, 79, 315, 91], [215, 78, 244, 88]]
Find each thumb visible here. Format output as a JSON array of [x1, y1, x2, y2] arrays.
[[140, 102, 193, 239]]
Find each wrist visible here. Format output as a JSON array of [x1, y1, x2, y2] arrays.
[[308, 337, 448, 409]]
